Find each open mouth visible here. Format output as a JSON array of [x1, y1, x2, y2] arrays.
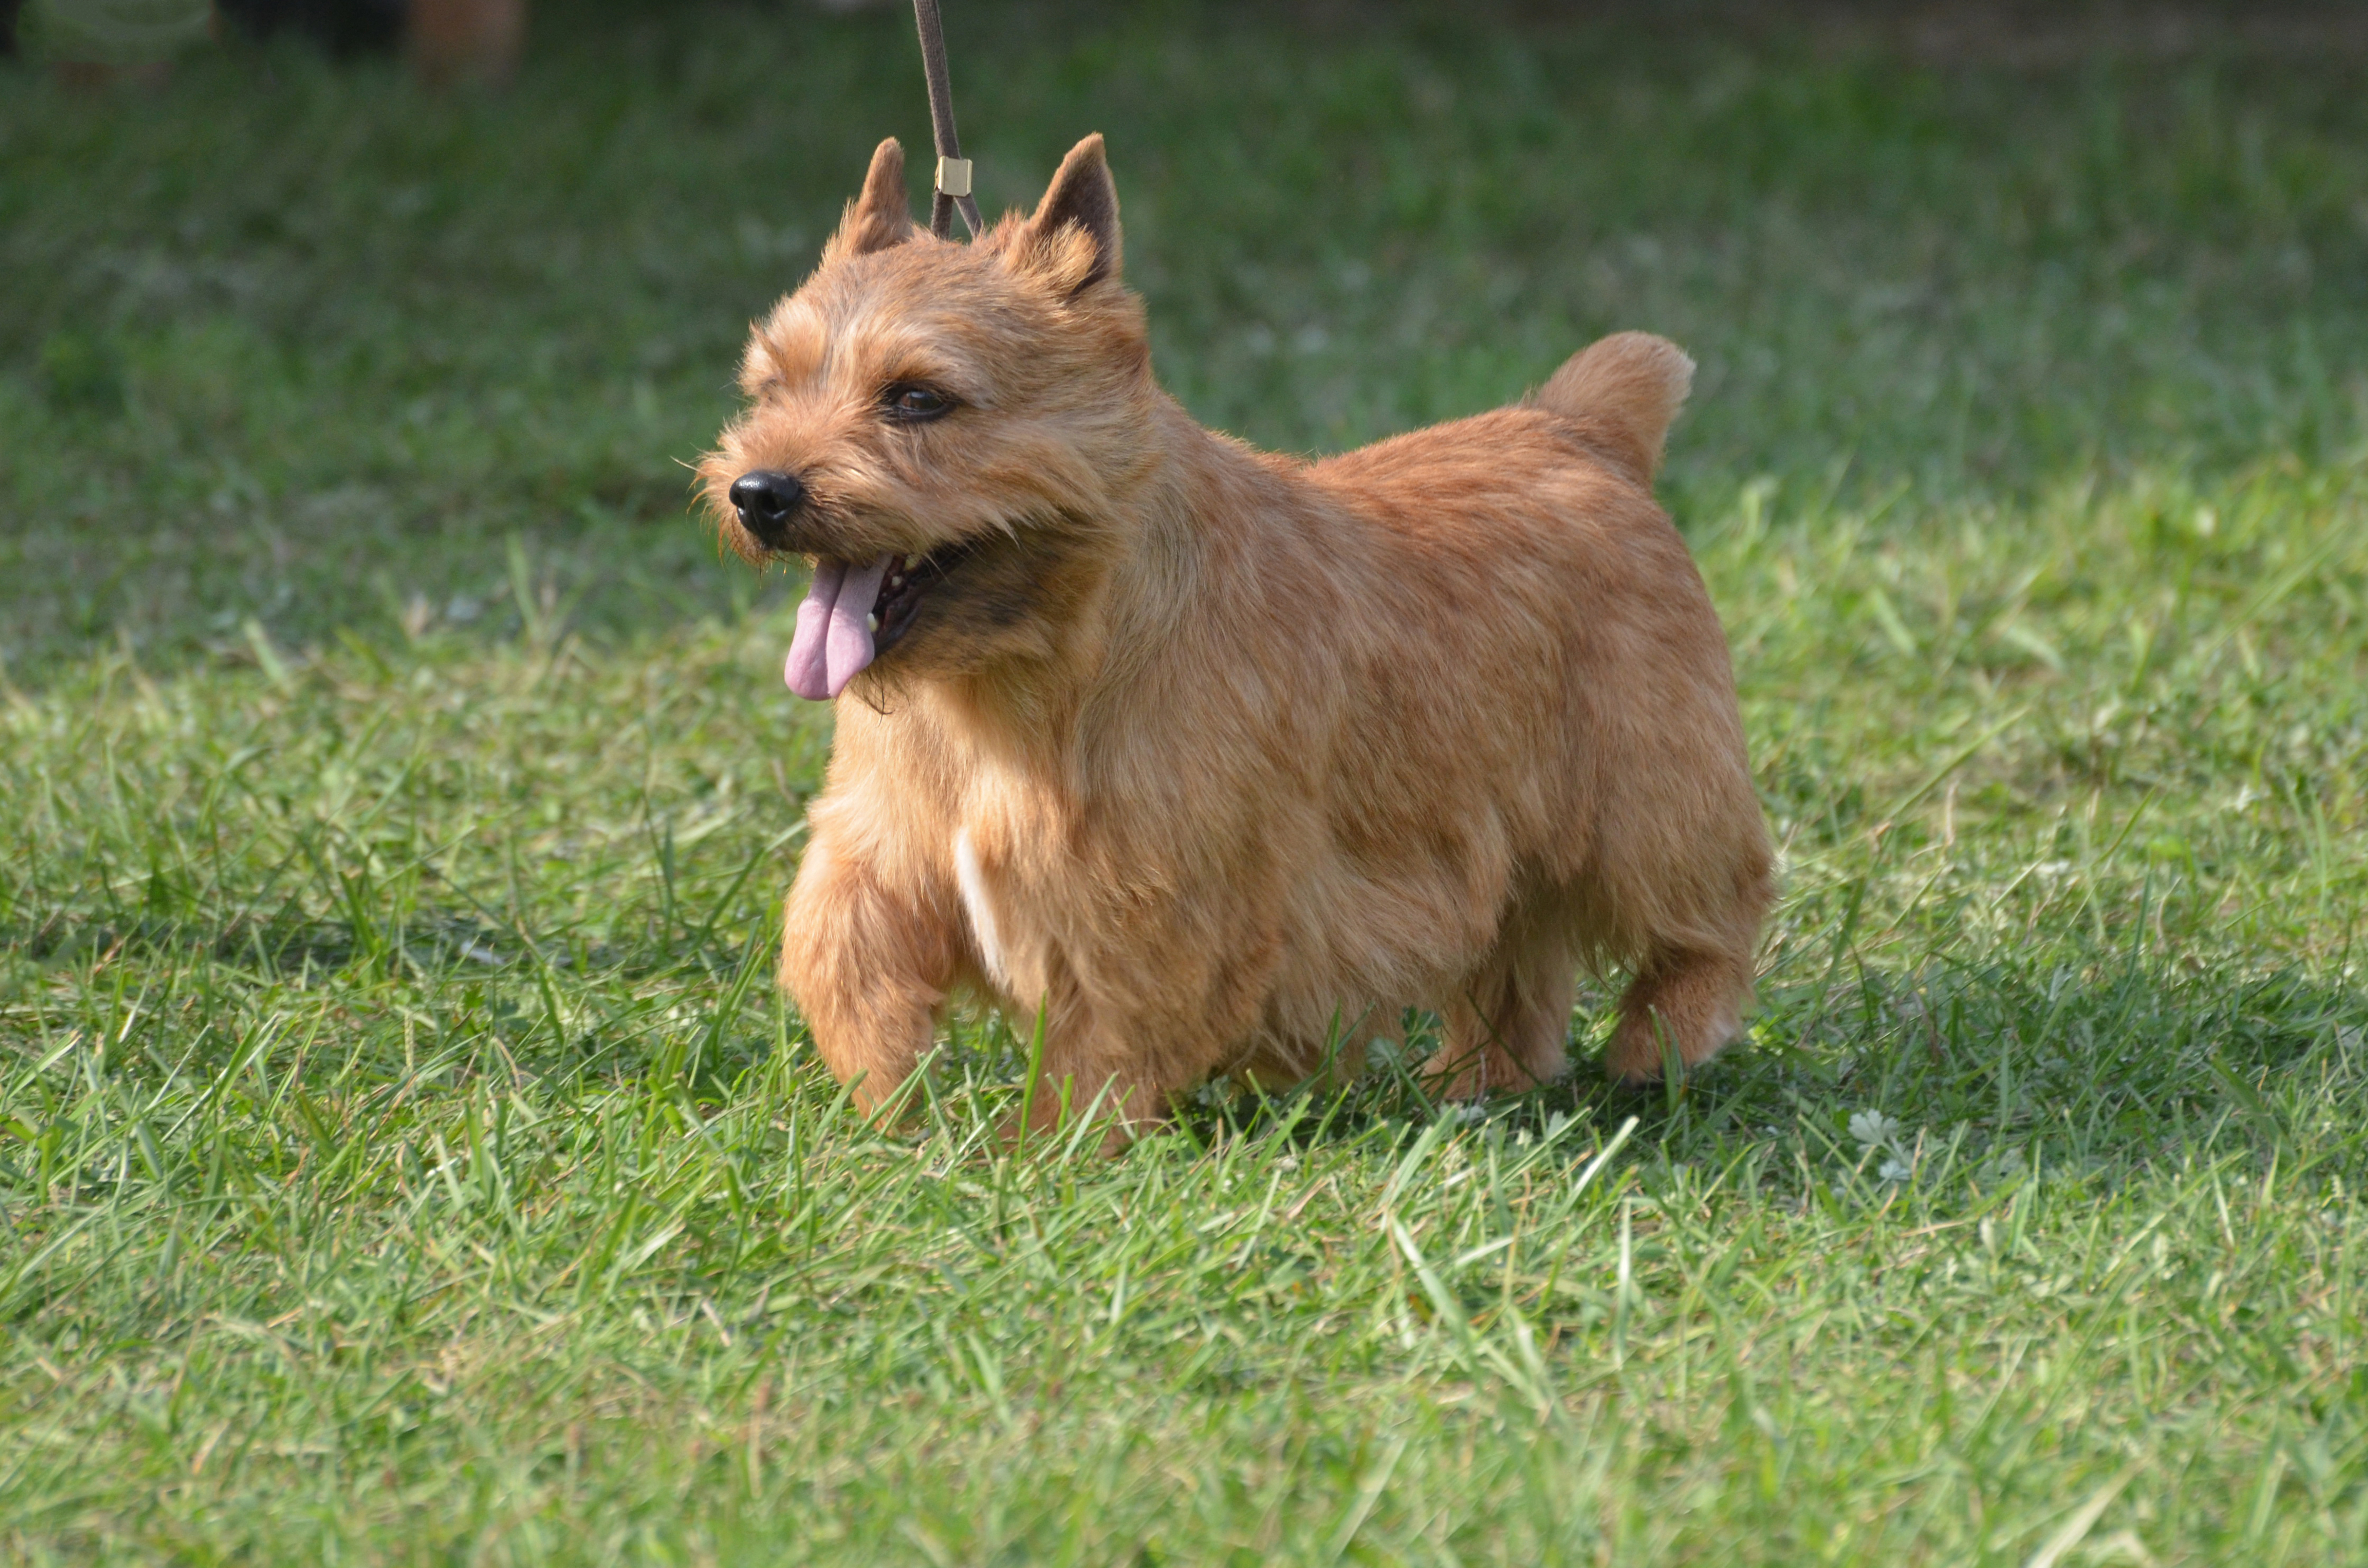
[[876, 544, 972, 655], [784, 542, 974, 701]]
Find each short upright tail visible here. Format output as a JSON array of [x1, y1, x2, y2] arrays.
[[1530, 331, 1695, 483]]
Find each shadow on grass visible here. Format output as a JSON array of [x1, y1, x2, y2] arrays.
[[893, 943, 2363, 1185]]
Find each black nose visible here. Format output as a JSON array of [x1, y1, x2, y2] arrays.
[[728, 469, 806, 546]]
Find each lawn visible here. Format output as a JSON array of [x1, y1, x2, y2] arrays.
[[3, 1, 2367, 1561]]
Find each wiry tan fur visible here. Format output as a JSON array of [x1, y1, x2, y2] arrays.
[[699, 135, 1773, 1137]]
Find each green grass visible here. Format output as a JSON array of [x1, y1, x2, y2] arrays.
[[3, 2, 2367, 1561]]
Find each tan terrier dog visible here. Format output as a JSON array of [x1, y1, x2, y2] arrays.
[[701, 135, 1771, 1136]]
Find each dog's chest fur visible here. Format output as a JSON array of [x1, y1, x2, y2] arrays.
[[948, 775, 1061, 1006], [858, 708, 1084, 1011]]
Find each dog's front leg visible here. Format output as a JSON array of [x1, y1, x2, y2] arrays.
[[1020, 948, 1270, 1151], [779, 835, 959, 1117], [1022, 1028, 1177, 1154]]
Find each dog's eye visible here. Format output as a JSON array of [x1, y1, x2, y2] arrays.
[[883, 383, 954, 423]]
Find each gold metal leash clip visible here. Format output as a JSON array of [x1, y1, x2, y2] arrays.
[[934, 156, 974, 200]]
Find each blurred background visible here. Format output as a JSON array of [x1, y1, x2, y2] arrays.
[[5, 17, 2365, 1552], [3, 0, 2364, 681]]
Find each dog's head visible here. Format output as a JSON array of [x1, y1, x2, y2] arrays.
[[698, 135, 1152, 700]]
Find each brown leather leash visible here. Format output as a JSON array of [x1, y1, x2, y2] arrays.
[[910, 0, 983, 239]]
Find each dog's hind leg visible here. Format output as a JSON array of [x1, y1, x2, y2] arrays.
[[1434, 919, 1576, 1100], [779, 836, 960, 1118], [1603, 943, 1754, 1085]]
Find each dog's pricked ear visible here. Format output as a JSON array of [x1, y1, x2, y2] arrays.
[[825, 138, 915, 263], [1012, 134, 1121, 296]]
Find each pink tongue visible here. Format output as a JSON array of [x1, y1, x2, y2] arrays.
[[784, 555, 893, 701], [784, 560, 844, 700]]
